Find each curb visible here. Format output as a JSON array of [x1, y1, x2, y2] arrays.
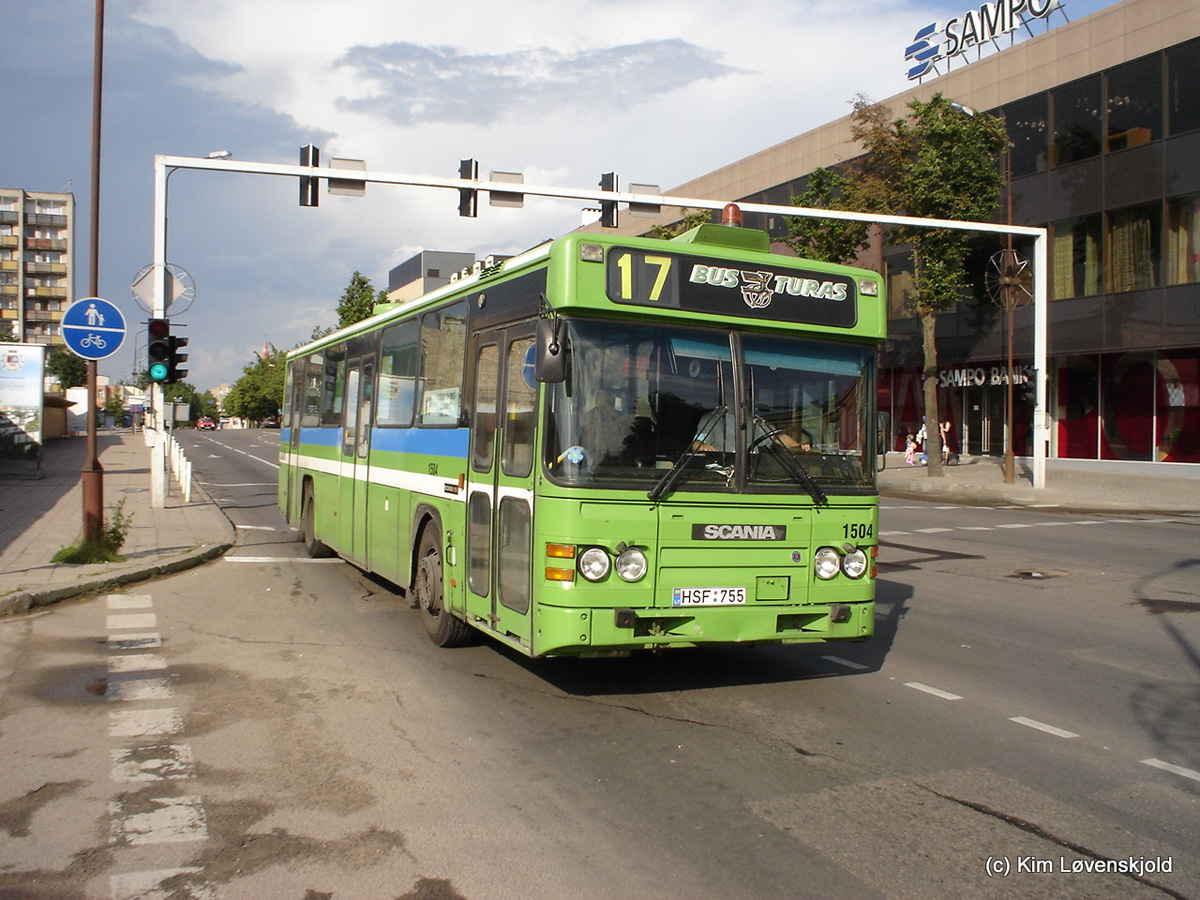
[[0, 541, 234, 619]]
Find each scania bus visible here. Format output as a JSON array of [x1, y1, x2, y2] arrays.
[[279, 212, 885, 657]]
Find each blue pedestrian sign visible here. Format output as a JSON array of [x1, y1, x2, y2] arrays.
[[61, 297, 126, 361]]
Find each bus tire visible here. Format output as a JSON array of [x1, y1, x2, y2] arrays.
[[414, 527, 473, 647], [302, 485, 334, 559]]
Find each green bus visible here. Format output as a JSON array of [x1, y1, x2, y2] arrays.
[[279, 214, 885, 658]]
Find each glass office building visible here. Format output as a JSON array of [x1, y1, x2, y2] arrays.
[[615, 0, 1200, 467]]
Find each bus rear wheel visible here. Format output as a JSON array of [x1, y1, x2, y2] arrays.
[[302, 485, 334, 559], [414, 527, 473, 647]]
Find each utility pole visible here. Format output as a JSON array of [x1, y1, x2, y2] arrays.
[[82, 0, 105, 544]]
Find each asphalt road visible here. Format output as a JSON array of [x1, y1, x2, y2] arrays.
[[0, 429, 1196, 899]]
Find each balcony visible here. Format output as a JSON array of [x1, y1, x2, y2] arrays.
[[0, 236, 18, 249], [27, 286, 67, 299], [0, 260, 17, 272], [0, 211, 18, 225], [25, 262, 67, 275], [25, 308, 64, 323], [24, 237, 67, 252]]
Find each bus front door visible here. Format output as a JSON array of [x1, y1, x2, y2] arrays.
[[466, 328, 538, 652]]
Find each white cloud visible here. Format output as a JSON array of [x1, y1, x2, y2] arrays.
[[3, 0, 1117, 389]]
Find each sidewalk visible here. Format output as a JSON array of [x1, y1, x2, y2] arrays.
[[0, 431, 235, 618], [879, 452, 1200, 514]]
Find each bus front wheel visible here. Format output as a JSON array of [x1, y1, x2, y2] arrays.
[[414, 527, 473, 647], [302, 486, 334, 559]]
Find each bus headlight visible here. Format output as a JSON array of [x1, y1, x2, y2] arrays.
[[578, 547, 611, 582], [615, 547, 647, 582], [842, 547, 869, 579], [814, 547, 841, 580]]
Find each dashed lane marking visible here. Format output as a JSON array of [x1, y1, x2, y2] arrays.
[[111, 745, 195, 783], [822, 655, 870, 671], [109, 708, 185, 738], [109, 653, 168, 673], [234, 524, 276, 531], [107, 678, 175, 703], [904, 682, 963, 700], [1009, 716, 1080, 738], [110, 795, 208, 845], [108, 594, 153, 609], [1141, 758, 1200, 782], [108, 633, 162, 651]]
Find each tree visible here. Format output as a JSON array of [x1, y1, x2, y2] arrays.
[[0, 322, 14, 342], [223, 345, 286, 423], [836, 93, 1006, 476], [337, 272, 380, 329], [46, 347, 89, 389], [645, 208, 713, 240], [783, 167, 871, 264]]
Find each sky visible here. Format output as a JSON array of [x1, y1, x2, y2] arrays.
[[1, 0, 1117, 392]]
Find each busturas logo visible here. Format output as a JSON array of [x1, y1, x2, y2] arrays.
[[693, 524, 787, 540]]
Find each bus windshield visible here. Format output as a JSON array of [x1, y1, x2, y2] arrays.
[[544, 319, 876, 494]]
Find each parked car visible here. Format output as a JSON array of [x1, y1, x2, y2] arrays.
[[196, 416, 216, 430]]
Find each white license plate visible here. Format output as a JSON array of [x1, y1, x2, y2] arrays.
[[672, 586, 747, 607]]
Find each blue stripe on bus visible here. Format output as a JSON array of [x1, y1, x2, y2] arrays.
[[372, 427, 469, 456], [288, 425, 469, 457]]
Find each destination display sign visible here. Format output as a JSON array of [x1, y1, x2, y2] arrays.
[[605, 248, 858, 328]]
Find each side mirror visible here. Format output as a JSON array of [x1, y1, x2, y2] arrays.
[[536, 317, 566, 383]]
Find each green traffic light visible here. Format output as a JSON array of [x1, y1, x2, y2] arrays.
[[149, 362, 169, 382]]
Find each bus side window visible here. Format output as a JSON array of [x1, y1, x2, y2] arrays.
[[418, 301, 467, 425], [320, 348, 346, 427], [378, 319, 418, 427], [302, 354, 322, 427]]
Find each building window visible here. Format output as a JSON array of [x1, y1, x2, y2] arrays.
[[1166, 194, 1200, 286], [1051, 215, 1102, 299], [1108, 204, 1160, 292], [1052, 76, 1102, 165], [1167, 38, 1200, 135], [1105, 55, 1161, 151], [884, 252, 917, 319], [1001, 93, 1049, 176]]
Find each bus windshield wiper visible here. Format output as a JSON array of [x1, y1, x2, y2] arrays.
[[648, 405, 726, 501], [758, 429, 828, 506]]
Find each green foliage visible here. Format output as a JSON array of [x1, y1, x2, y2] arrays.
[[0, 322, 14, 341], [337, 271, 378, 329], [51, 499, 132, 564], [839, 92, 1008, 474], [784, 168, 870, 264], [46, 347, 89, 389], [847, 92, 1007, 313], [223, 345, 286, 422], [645, 208, 713, 239]]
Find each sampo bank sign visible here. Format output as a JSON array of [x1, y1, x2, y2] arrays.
[[905, 0, 1061, 80]]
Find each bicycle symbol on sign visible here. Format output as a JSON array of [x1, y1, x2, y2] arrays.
[[80, 333, 107, 349]]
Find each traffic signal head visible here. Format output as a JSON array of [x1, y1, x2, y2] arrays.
[[147, 318, 171, 384], [458, 158, 479, 218], [300, 144, 320, 207], [168, 334, 189, 384], [599, 172, 618, 228]]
